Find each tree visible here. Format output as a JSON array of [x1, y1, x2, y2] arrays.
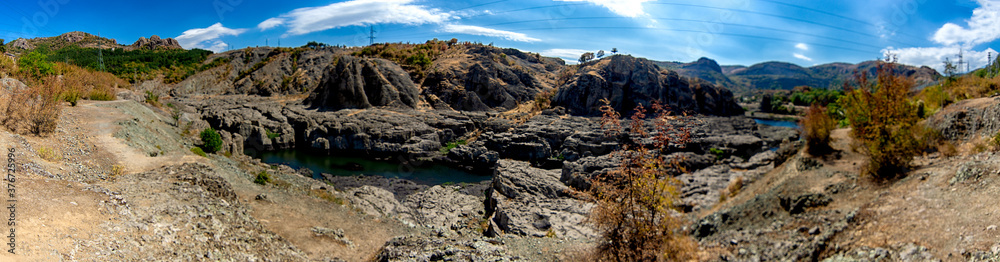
[[18, 51, 55, 79], [943, 58, 957, 79], [801, 104, 835, 155], [597, 50, 605, 58], [611, 47, 618, 55], [200, 127, 223, 154], [590, 99, 698, 261], [841, 56, 923, 179], [579, 52, 595, 63]]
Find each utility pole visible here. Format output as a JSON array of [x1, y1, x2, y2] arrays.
[[368, 26, 376, 46]]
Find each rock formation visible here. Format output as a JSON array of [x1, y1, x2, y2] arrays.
[[305, 56, 420, 111], [130, 35, 182, 50], [553, 55, 743, 116]]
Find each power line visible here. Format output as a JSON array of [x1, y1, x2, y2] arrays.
[[482, 16, 884, 49], [758, 0, 925, 43]]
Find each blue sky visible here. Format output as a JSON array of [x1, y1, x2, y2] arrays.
[[1, 0, 998, 72]]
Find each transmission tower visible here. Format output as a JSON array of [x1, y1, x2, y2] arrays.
[[368, 26, 376, 45], [957, 48, 965, 74], [97, 32, 105, 72]]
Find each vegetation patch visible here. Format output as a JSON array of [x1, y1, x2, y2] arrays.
[[254, 170, 272, 185], [200, 127, 223, 154], [439, 139, 467, 154], [190, 147, 207, 157]]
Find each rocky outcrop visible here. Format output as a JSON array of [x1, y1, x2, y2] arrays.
[[130, 35, 182, 50], [377, 235, 516, 261], [445, 142, 499, 174], [927, 96, 1000, 140], [422, 46, 560, 111], [402, 185, 483, 230], [306, 56, 420, 111], [486, 160, 595, 239], [9, 38, 34, 50], [552, 55, 743, 117]]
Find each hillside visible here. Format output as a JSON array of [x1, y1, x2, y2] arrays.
[[656, 57, 942, 96]]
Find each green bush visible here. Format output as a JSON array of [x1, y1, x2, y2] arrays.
[[200, 128, 223, 154], [19, 51, 55, 79], [439, 140, 467, 154], [254, 170, 271, 185], [190, 147, 207, 157]]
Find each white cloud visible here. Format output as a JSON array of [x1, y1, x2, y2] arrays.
[[175, 23, 247, 52], [793, 53, 813, 61], [795, 43, 809, 51], [884, 46, 997, 72], [441, 24, 540, 42], [266, 0, 452, 36], [541, 48, 592, 64], [554, 0, 656, 18], [258, 18, 284, 31], [931, 0, 1000, 46]]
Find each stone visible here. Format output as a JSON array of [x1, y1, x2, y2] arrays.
[[486, 160, 595, 239]]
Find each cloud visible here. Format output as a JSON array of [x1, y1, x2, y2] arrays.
[[931, 0, 1000, 46], [265, 0, 452, 36], [884, 46, 997, 72], [541, 48, 592, 63], [554, 0, 656, 17], [258, 18, 284, 31], [441, 24, 540, 42], [795, 43, 809, 51], [793, 53, 813, 61], [175, 23, 247, 52]]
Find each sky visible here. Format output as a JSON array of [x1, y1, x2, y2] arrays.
[[1, 0, 998, 72]]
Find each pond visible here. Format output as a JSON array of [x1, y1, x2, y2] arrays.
[[754, 118, 799, 129], [246, 149, 492, 185]]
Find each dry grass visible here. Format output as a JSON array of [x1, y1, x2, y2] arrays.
[[718, 176, 744, 203], [37, 147, 61, 162]]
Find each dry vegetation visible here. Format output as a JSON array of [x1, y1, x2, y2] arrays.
[[801, 104, 835, 156], [841, 57, 924, 179], [589, 99, 698, 261], [0, 51, 128, 137]]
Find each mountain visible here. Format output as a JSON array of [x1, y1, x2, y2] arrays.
[[655, 57, 942, 94]]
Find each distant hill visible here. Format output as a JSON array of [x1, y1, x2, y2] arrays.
[[654, 57, 942, 95], [4, 31, 183, 53]]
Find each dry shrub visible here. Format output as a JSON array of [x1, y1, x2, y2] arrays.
[[590, 99, 698, 261], [801, 104, 835, 156], [718, 176, 744, 203], [841, 56, 923, 179], [56, 62, 126, 102], [1, 76, 63, 136]]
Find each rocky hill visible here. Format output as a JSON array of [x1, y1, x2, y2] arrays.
[[555, 55, 743, 116], [129, 35, 182, 50], [176, 43, 741, 116], [656, 57, 942, 93]]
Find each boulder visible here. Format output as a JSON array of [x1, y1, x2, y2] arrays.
[[927, 97, 1000, 140], [402, 185, 483, 230], [486, 160, 596, 239], [446, 142, 499, 174]]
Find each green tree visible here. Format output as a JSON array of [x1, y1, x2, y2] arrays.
[[579, 52, 595, 63], [19, 51, 55, 79], [200, 127, 223, 154]]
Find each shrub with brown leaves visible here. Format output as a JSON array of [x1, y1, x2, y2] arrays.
[[590, 99, 698, 261], [801, 104, 835, 155]]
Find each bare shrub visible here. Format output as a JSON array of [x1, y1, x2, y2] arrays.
[[589, 99, 698, 261]]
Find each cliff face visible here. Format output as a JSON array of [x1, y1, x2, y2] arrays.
[[421, 46, 562, 111], [305, 56, 420, 111], [553, 55, 743, 116]]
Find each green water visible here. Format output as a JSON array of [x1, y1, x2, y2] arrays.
[[246, 149, 491, 185]]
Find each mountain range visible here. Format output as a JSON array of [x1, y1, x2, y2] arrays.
[[655, 57, 941, 96]]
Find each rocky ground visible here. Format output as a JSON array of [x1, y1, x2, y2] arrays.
[[1, 75, 999, 261]]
